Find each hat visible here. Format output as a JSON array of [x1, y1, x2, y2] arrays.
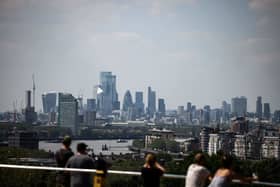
[[77, 142, 88, 153], [62, 135, 71, 145]]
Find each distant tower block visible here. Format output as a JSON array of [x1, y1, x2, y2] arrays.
[[32, 74, 36, 108]]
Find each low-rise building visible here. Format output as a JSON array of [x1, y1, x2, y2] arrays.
[[145, 128, 175, 148], [261, 136, 280, 159]]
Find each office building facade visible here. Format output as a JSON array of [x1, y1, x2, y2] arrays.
[[256, 96, 262, 119], [42, 92, 57, 113], [231, 96, 247, 117], [58, 93, 78, 136], [97, 72, 119, 116], [147, 86, 156, 118]]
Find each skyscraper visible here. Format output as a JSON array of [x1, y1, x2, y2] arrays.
[[147, 86, 156, 118], [203, 105, 210, 124], [122, 90, 133, 111], [231, 97, 247, 117], [58, 93, 78, 136], [186, 102, 192, 112], [263, 103, 271, 120], [25, 90, 37, 124], [26, 90, 32, 109], [42, 92, 57, 113], [87, 98, 96, 112], [256, 96, 262, 119], [135, 91, 144, 117], [221, 101, 230, 122], [158, 98, 166, 116], [97, 72, 119, 116]]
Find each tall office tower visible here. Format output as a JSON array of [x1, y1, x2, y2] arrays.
[[122, 90, 133, 111], [221, 101, 230, 122], [203, 105, 210, 125], [263, 103, 271, 120], [135, 91, 144, 117], [147, 86, 156, 118], [25, 90, 37, 124], [85, 98, 96, 126], [231, 96, 247, 117], [210, 109, 222, 123], [187, 102, 192, 112], [177, 106, 184, 116], [111, 75, 120, 110], [191, 105, 197, 119], [26, 90, 32, 109], [77, 96, 83, 115], [87, 99, 96, 111], [97, 72, 119, 116], [256, 96, 262, 119], [42, 92, 57, 113], [274, 110, 280, 123], [58, 93, 78, 136], [158, 98, 166, 116]]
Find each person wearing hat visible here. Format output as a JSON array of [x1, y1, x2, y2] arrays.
[[55, 135, 74, 187], [65, 142, 95, 187]]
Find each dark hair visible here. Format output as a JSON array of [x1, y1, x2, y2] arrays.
[[221, 155, 233, 169], [194, 153, 205, 164], [77, 142, 88, 153]]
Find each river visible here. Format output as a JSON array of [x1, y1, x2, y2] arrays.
[[39, 139, 133, 155]]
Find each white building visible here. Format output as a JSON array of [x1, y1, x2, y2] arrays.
[[261, 136, 280, 159]]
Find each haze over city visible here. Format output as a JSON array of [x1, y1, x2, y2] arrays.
[[0, 0, 280, 112]]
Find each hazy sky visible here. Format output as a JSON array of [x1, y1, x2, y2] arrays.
[[0, 0, 280, 112]]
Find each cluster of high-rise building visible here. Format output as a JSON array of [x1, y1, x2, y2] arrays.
[[199, 119, 280, 160], [4, 71, 276, 137]]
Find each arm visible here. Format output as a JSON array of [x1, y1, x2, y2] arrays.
[[155, 162, 165, 173], [231, 171, 257, 184]]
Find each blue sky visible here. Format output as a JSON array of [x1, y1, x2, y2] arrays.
[[0, 0, 279, 112]]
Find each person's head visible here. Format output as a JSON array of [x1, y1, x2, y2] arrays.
[[221, 155, 233, 169], [145, 153, 156, 167], [77, 142, 88, 154], [194, 153, 206, 165], [62, 135, 71, 147]]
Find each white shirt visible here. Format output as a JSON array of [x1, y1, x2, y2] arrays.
[[185, 164, 210, 187]]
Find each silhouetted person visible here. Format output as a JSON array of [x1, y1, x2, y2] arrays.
[[141, 153, 165, 187], [185, 153, 211, 187], [66, 143, 95, 187], [55, 135, 74, 187], [208, 154, 257, 187], [94, 153, 111, 177]]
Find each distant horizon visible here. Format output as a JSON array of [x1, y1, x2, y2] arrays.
[[1, 1, 280, 113], [0, 84, 277, 113]]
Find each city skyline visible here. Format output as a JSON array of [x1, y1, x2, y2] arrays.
[[0, 0, 280, 112]]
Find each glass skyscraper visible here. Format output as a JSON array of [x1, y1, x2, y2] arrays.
[[97, 72, 119, 116], [147, 86, 156, 118], [122, 90, 133, 111], [42, 92, 57, 113], [256, 96, 262, 119], [231, 96, 247, 117], [58, 93, 78, 135], [135, 91, 144, 117]]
